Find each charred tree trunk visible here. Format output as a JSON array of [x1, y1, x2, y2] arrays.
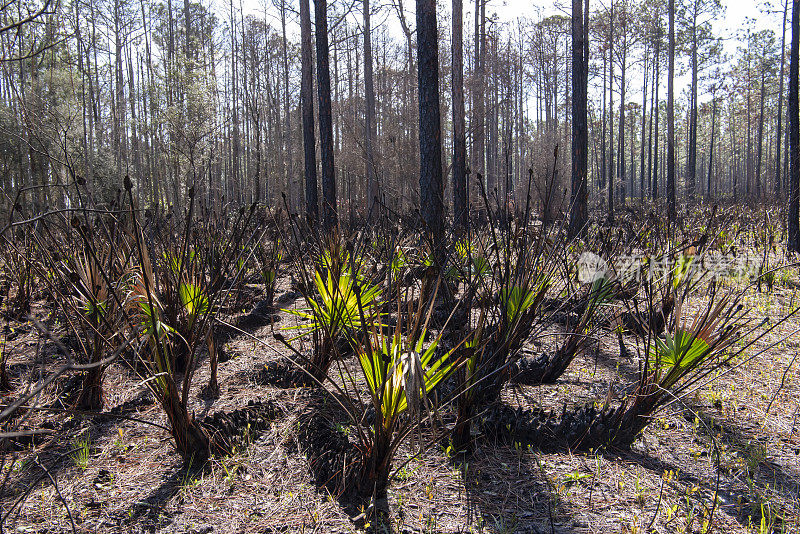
[[608, 2, 615, 223], [667, 0, 676, 221], [687, 4, 698, 199], [452, 0, 467, 232], [778, 0, 790, 198], [300, 0, 318, 224], [639, 53, 648, 199], [363, 0, 378, 216], [473, 0, 486, 211], [652, 31, 661, 200], [315, 0, 337, 231], [569, 0, 589, 238], [707, 92, 717, 199], [280, 0, 295, 210], [756, 68, 767, 201], [789, 0, 800, 251], [416, 0, 444, 262]]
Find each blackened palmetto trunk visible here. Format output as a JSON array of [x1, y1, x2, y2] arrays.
[[76, 332, 104, 410], [789, 0, 800, 252], [315, 0, 337, 231], [300, 0, 318, 224], [358, 423, 392, 498], [569, 0, 588, 238], [416, 0, 444, 260], [160, 372, 211, 461], [77, 368, 103, 410]]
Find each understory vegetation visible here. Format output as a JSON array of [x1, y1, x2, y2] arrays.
[[1, 189, 799, 533], [4, 0, 800, 530]]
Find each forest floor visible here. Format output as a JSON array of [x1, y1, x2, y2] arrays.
[[2, 270, 800, 534]]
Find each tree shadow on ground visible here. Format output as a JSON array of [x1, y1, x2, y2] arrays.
[[459, 443, 581, 533], [0, 387, 156, 508], [291, 393, 400, 534], [112, 461, 203, 531], [217, 289, 299, 346], [620, 403, 800, 530]]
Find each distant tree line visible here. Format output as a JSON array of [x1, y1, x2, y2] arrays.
[[1, 0, 799, 247]]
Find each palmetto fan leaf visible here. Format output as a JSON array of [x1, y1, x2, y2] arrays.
[[648, 293, 739, 391], [284, 265, 381, 342], [179, 282, 209, 324], [358, 328, 457, 423], [650, 330, 709, 370], [71, 252, 109, 323], [499, 281, 548, 327]]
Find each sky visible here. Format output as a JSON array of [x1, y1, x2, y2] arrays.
[[235, 0, 777, 62], [232, 0, 781, 104], [236, 0, 772, 40], [471, 0, 774, 59]]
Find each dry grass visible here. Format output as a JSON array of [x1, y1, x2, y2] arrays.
[[1, 265, 799, 534]]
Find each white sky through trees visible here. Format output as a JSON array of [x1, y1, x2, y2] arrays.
[[234, 0, 776, 107]]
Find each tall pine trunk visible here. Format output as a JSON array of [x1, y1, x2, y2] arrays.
[[687, 4, 698, 199], [300, 0, 318, 223], [652, 30, 660, 199], [452, 0, 467, 232], [788, 0, 800, 252], [569, 0, 588, 238], [667, 0, 676, 221], [280, 0, 295, 210], [707, 91, 717, 199], [608, 1, 615, 223], [756, 69, 767, 201], [778, 0, 790, 198], [363, 0, 378, 216], [639, 53, 648, 199], [473, 0, 485, 210], [315, 0, 337, 231], [416, 0, 444, 261]]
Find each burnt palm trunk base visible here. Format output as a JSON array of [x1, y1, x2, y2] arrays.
[[264, 281, 276, 311], [451, 401, 475, 453], [480, 400, 656, 452], [1, 340, 13, 390], [76, 366, 104, 411], [297, 410, 393, 502], [201, 331, 221, 400], [0, 364, 9, 391], [451, 357, 510, 453], [162, 396, 280, 463], [162, 390, 212, 462], [296, 410, 358, 496], [306, 336, 351, 384], [202, 400, 280, 454], [358, 435, 392, 499], [510, 346, 579, 385]]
